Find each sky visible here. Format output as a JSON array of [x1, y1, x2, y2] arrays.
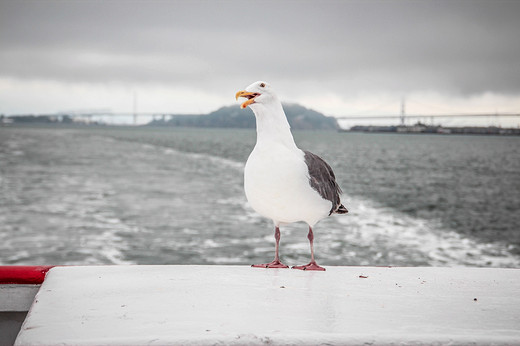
[[1, 0, 520, 127]]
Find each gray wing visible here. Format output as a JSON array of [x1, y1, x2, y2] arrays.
[[303, 151, 347, 215]]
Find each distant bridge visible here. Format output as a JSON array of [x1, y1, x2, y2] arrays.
[[335, 113, 520, 120], [336, 98, 519, 125], [58, 111, 520, 122], [7, 111, 520, 126]]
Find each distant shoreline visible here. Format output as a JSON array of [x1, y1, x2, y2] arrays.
[[344, 123, 520, 136], [3, 116, 520, 136]]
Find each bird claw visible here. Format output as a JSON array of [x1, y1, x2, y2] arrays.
[[292, 262, 326, 271], [251, 260, 289, 269]]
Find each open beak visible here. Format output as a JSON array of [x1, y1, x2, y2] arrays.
[[235, 90, 260, 109]]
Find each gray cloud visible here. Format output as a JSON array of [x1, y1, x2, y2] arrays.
[[1, 0, 520, 100]]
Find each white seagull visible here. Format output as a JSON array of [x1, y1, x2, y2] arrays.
[[236, 81, 348, 271]]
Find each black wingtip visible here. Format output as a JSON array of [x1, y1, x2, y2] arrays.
[[335, 204, 348, 214]]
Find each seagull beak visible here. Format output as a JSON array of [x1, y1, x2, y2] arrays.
[[235, 90, 259, 109]]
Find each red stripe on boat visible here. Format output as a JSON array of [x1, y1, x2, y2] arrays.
[[0, 266, 54, 284]]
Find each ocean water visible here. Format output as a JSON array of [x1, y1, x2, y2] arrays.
[[1, 126, 519, 267]]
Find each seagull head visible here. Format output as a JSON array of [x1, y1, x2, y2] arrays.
[[235, 81, 275, 109]]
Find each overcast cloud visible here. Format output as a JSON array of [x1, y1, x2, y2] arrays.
[[1, 0, 519, 124]]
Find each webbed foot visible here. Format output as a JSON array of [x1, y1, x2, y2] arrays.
[[252, 260, 289, 269]]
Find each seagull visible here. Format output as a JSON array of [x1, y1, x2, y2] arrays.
[[236, 81, 348, 271]]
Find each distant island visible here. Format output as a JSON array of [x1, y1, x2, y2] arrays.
[[147, 104, 340, 130], [1, 104, 340, 130]]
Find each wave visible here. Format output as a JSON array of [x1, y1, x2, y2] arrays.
[[161, 147, 244, 171], [329, 197, 520, 267], [97, 133, 245, 172]]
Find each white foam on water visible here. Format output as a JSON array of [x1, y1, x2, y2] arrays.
[[218, 192, 520, 268], [161, 146, 245, 171], [80, 213, 138, 266], [127, 139, 245, 172], [330, 196, 520, 268]]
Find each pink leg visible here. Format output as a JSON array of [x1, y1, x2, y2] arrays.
[[292, 227, 326, 271], [252, 226, 289, 268]]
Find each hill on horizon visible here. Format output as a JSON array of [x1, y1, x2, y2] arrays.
[[148, 103, 339, 130]]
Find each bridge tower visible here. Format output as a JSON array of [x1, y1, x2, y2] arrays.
[[400, 97, 406, 126], [133, 92, 138, 125]]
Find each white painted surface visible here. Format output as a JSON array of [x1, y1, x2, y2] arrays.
[[15, 265, 520, 345], [0, 285, 40, 312]]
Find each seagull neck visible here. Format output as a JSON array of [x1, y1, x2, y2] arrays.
[[252, 102, 297, 149]]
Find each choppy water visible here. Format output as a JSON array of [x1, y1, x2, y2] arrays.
[[1, 126, 519, 267]]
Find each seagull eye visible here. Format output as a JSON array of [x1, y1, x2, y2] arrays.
[[260, 83, 266, 88]]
